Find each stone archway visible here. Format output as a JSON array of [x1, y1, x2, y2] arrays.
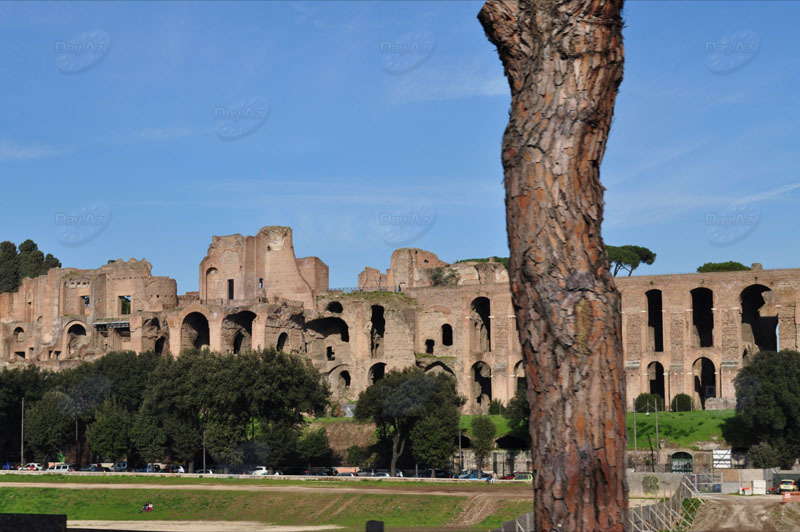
[[181, 312, 210, 350]]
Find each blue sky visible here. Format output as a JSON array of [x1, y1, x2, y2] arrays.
[[1, 1, 798, 292]]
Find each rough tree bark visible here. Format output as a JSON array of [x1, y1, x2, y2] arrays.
[[478, 0, 627, 530]]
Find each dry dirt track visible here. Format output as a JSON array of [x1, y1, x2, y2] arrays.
[[69, 522, 340, 531], [691, 494, 800, 532], [3, 481, 532, 499]]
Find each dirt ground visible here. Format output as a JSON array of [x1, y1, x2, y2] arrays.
[[68, 522, 340, 531], [5, 481, 531, 499], [691, 494, 800, 532]]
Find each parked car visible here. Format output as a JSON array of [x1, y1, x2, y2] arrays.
[[46, 464, 74, 473], [499, 473, 517, 480], [249, 466, 270, 476], [372, 472, 390, 477], [779, 479, 797, 493], [457, 470, 490, 480], [79, 464, 110, 472], [19, 463, 43, 471], [164, 465, 185, 473], [113, 462, 128, 472], [416, 469, 453, 478], [513, 472, 533, 482], [337, 472, 357, 477], [196, 469, 215, 475]]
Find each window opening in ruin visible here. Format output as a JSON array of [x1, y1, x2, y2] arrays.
[[740, 284, 778, 356], [690, 288, 714, 348], [14, 327, 24, 342], [647, 361, 665, 402], [514, 360, 526, 391], [692, 357, 716, 409], [154, 336, 165, 355], [470, 297, 491, 353], [472, 361, 492, 412], [337, 371, 351, 396], [276, 332, 288, 352], [15, 352, 24, 359], [671, 452, 693, 473], [181, 312, 210, 350], [327, 346, 335, 360], [233, 332, 245, 354], [81, 296, 90, 307], [327, 301, 343, 313], [425, 339, 434, 354], [222, 311, 255, 354], [441, 324, 453, 346], [228, 279, 234, 300], [67, 323, 87, 357], [369, 363, 386, 384], [646, 290, 664, 352], [119, 296, 131, 315], [370, 305, 385, 357], [258, 278, 263, 289]]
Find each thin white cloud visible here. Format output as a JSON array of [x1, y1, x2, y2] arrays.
[[387, 67, 508, 104], [735, 182, 800, 205], [0, 139, 67, 161]]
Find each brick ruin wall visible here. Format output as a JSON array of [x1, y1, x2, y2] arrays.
[[1, 226, 798, 412]]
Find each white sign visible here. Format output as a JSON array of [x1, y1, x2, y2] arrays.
[[713, 449, 732, 469]]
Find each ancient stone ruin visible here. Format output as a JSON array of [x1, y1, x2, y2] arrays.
[[1, 226, 797, 412]]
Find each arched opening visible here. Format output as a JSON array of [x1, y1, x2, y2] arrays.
[[513, 360, 526, 391], [305, 317, 350, 364], [276, 332, 288, 352], [154, 336, 166, 355], [370, 305, 385, 357], [647, 361, 665, 402], [470, 297, 491, 353], [181, 312, 210, 350], [692, 357, 716, 409], [369, 363, 386, 384], [670, 452, 693, 473], [326, 301, 343, 313], [67, 323, 87, 358], [425, 339, 434, 355], [472, 361, 492, 413], [441, 324, 453, 346], [691, 288, 714, 348], [424, 361, 455, 377], [646, 290, 664, 352], [221, 311, 256, 354], [204, 267, 218, 301], [334, 370, 351, 398], [740, 284, 778, 358], [13, 327, 25, 343]]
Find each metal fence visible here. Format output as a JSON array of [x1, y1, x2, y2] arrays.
[[691, 472, 723, 493], [628, 475, 703, 532], [493, 475, 702, 532]]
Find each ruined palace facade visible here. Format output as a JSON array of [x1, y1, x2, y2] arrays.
[[1, 225, 798, 412]]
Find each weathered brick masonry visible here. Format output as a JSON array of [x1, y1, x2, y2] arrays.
[[1, 226, 795, 412]]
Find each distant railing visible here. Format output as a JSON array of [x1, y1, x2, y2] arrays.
[[327, 287, 395, 294], [628, 475, 702, 532], [493, 475, 702, 532]]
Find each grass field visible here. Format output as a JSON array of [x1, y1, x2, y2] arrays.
[[0, 485, 530, 531], [0, 474, 530, 491], [625, 409, 735, 449]]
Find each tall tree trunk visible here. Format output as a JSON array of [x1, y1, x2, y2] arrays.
[[479, 1, 628, 530]]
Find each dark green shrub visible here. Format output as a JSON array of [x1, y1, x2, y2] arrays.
[[634, 393, 664, 413], [671, 393, 693, 412]]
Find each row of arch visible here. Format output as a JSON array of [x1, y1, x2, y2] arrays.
[[646, 357, 717, 409], [643, 284, 778, 354]]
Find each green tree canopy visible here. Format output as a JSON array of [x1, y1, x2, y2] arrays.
[[503, 387, 531, 445], [0, 240, 61, 294], [471, 415, 496, 473], [722, 350, 800, 468], [606, 245, 656, 276], [87, 398, 131, 462], [297, 427, 330, 470], [24, 390, 73, 462], [409, 373, 465, 474], [355, 367, 464, 476], [696, 261, 751, 273]]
